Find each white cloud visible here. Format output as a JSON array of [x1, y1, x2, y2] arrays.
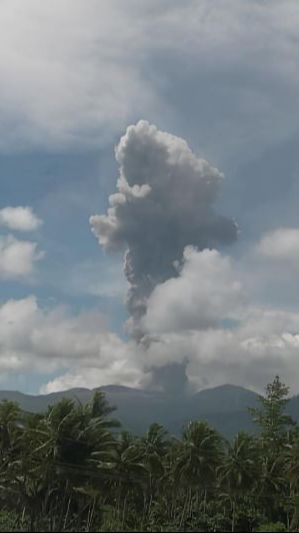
[[143, 247, 245, 334], [0, 235, 44, 280], [2, 241, 299, 394], [41, 245, 299, 394], [0, 0, 160, 152], [0, 206, 42, 232], [138, 246, 299, 393], [0, 296, 147, 392], [257, 227, 299, 263], [1, 1, 299, 155]]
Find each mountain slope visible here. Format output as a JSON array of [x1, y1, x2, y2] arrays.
[[0, 384, 298, 438]]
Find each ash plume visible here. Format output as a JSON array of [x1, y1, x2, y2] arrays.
[[91, 121, 237, 342]]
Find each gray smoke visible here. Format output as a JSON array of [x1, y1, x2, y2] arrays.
[[90, 120, 238, 346]]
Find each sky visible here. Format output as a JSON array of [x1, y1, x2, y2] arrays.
[[1, 0, 299, 395]]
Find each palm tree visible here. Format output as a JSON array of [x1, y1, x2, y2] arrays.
[[118, 433, 146, 510], [0, 400, 22, 460], [282, 429, 299, 530], [19, 393, 119, 531], [174, 421, 223, 526], [139, 424, 169, 518], [218, 432, 259, 532]]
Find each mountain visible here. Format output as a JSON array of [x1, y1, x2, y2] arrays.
[[1, 384, 299, 438]]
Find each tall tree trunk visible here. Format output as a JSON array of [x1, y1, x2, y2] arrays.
[[203, 488, 207, 514], [63, 495, 71, 531], [180, 490, 189, 529], [231, 499, 236, 533], [122, 493, 128, 528]]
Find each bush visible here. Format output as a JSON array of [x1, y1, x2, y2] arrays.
[[256, 522, 287, 532], [0, 511, 20, 532]]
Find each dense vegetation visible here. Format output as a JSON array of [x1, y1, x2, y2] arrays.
[[0, 376, 298, 531]]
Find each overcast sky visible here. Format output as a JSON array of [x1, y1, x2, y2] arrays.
[[1, 0, 299, 394]]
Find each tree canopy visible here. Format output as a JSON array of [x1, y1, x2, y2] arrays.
[[0, 377, 297, 531]]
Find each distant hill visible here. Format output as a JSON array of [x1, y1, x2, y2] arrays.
[[1, 384, 299, 438]]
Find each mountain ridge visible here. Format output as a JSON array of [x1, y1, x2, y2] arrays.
[[1, 383, 299, 438]]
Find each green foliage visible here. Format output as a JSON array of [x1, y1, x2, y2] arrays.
[[0, 376, 297, 531], [0, 511, 22, 532], [256, 522, 287, 532], [250, 375, 295, 445]]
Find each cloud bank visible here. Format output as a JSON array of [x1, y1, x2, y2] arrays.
[[3, 244, 299, 395], [0, 296, 145, 392], [140, 246, 299, 393], [143, 247, 245, 334], [0, 0, 159, 151], [1, 0, 299, 156]]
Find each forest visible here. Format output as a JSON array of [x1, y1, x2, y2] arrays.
[[0, 376, 298, 532]]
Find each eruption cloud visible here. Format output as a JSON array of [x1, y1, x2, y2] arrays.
[[91, 121, 237, 339], [90, 121, 238, 389]]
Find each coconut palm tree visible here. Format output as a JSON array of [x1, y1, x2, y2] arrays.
[[138, 423, 169, 518], [218, 432, 259, 532], [174, 420, 223, 527], [0, 400, 23, 460]]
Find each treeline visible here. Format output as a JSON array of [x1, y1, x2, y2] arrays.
[[0, 377, 298, 531]]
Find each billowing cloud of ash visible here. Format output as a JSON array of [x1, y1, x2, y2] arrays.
[[90, 121, 238, 389], [91, 121, 237, 331]]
